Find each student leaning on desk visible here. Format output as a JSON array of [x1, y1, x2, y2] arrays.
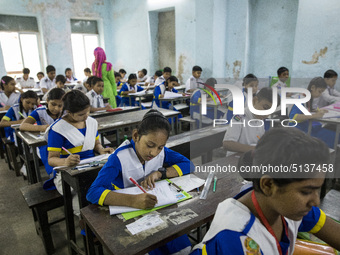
[[87, 109, 194, 255]]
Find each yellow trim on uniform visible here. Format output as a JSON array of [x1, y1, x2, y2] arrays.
[[2, 116, 10, 121], [290, 114, 302, 124], [228, 106, 233, 111], [198, 98, 201, 104], [98, 189, 111, 206], [111, 183, 120, 190], [172, 164, 183, 176], [158, 94, 162, 99], [60, 145, 83, 155], [202, 244, 207, 255], [309, 209, 326, 234], [47, 147, 62, 152], [28, 115, 36, 122], [95, 135, 99, 140]]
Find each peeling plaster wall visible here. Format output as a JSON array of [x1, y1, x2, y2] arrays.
[[0, 0, 113, 76]]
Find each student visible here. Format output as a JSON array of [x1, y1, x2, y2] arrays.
[[16, 68, 35, 88], [119, 73, 144, 106], [46, 90, 114, 213], [226, 74, 259, 122], [87, 109, 194, 255], [289, 76, 340, 148], [316, 69, 340, 108], [65, 67, 80, 84], [153, 76, 184, 109], [136, 68, 148, 82], [83, 67, 92, 84], [145, 70, 162, 88], [86, 76, 111, 112], [36, 71, 45, 88], [272, 66, 290, 96], [191, 127, 340, 254], [155, 67, 172, 86], [20, 88, 65, 189], [0, 90, 38, 142], [84, 76, 95, 92], [223, 87, 279, 154], [40, 65, 56, 94], [185, 66, 204, 93], [42, 74, 69, 101], [119, 68, 127, 83], [0, 76, 22, 111]]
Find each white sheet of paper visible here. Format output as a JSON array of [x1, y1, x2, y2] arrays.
[[163, 91, 183, 99], [169, 174, 205, 192], [322, 110, 340, 119], [129, 91, 146, 96], [109, 180, 177, 215], [53, 153, 112, 171], [126, 214, 164, 235]]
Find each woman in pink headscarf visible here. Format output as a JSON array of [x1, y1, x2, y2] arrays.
[[92, 47, 117, 108]]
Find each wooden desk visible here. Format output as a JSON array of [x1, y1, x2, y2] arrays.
[[80, 155, 243, 255], [159, 95, 189, 110], [126, 91, 153, 109], [89, 106, 140, 118], [319, 189, 340, 222]]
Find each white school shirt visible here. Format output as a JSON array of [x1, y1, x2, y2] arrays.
[[135, 71, 148, 82], [16, 76, 35, 88], [317, 86, 340, 108], [223, 107, 265, 155], [66, 76, 77, 82], [0, 91, 21, 107], [185, 75, 204, 92], [86, 89, 104, 108], [145, 76, 155, 84], [155, 76, 166, 86], [39, 77, 56, 92]]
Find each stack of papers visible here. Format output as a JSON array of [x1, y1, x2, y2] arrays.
[[163, 91, 183, 99]]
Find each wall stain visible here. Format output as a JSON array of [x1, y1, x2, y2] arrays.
[[302, 47, 328, 65], [177, 54, 186, 84], [232, 60, 242, 80]]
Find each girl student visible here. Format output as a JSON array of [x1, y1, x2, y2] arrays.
[[46, 90, 114, 214], [0, 90, 38, 142], [191, 127, 340, 254], [289, 76, 340, 148], [118, 73, 144, 106], [0, 75, 24, 111], [20, 88, 65, 189], [87, 109, 195, 255], [226, 73, 259, 122], [152, 75, 185, 109]]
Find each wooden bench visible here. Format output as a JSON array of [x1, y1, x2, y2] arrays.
[[0, 127, 21, 176], [20, 182, 65, 255]]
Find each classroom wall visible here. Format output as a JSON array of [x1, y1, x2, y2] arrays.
[[0, 0, 114, 77]]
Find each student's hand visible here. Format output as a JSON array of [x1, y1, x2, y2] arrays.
[[141, 171, 162, 190], [65, 154, 80, 166], [104, 105, 112, 110], [2, 105, 10, 110], [41, 124, 49, 131], [313, 111, 325, 119], [98, 147, 114, 154], [133, 193, 158, 209], [159, 95, 164, 98], [182, 93, 186, 96]]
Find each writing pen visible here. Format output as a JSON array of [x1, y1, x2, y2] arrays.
[[62, 146, 72, 155], [129, 176, 147, 193], [18, 111, 25, 118]]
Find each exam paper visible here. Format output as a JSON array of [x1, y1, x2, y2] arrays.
[[322, 110, 340, 119], [52, 153, 112, 170], [129, 90, 146, 96], [169, 174, 205, 192], [126, 214, 164, 235], [109, 180, 177, 215], [163, 91, 183, 99]]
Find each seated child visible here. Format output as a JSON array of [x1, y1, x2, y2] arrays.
[[46, 90, 114, 214], [16, 68, 35, 88], [40, 65, 56, 94], [0, 75, 22, 111], [119, 68, 127, 83], [42, 74, 69, 101], [87, 109, 194, 255], [36, 72, 44, 88], [119, 74, 144, 106], [153, 76, 184, 109], [136, 68, 148, 82], [155, 67, 172, 86], [223, 87, 279, 155], [83, 67, 92, 84], [185, 65, 204, 93], [20, 88, 65, 189], [145, 70, 162, 88], [65, 67, 80, 84], [272, 66, 290, 96], [316, 69, 340, 108], [86, 76, 111, 112], [191, 127, 340, 254]]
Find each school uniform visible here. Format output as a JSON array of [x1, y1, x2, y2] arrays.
[[145, 75, 155, 85], [74, 83, 87, 94], [223, 107, 265, 156], [66, 76, 78, 83], [155, 76, 166, 86], [16, 76, 35, 88], [152, 83, 176, 109], [272, 80, 287, 96], [135, 71, 148, 82], [317, 86, 340, 108], [118, 83, 144, 106], [191, 187, 326, 255], [226, 88, 248, 123], [87, 139, 194, 255], [2, 103, 32, 142], [185, 75, 204, 92], [289, 104, 340, 148], [86, 89, 104, 108], [0, 91, 20, 107], [46, 116, 99, 213], [39, 77, 56, 92]]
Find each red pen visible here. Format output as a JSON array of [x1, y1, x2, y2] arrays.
[[129, 177, 147, 193]]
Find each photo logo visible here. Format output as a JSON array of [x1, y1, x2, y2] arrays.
[[197, 82, 223, 115]]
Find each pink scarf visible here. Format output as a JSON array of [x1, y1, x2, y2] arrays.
[[92, 47, 112, 78]]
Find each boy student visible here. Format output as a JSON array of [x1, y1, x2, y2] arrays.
[[155, 67, 172, 86], [145, 70, 162, 88], [316, 69, 340, 108], [65, 67, 80, 84], [16, 68, 35, 88], [272, 66, 289, 92], [223, 87, 280, 155], [86, 76, 111, 112], [36, 71, 44, 88], [185, 65, 204, 93], [136, 68, 148, 82], [40, 65, 56, 94], [42, 75, 69, 101]]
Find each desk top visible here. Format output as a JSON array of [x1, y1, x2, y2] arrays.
[[16, 130, 46, 147], [80, 156, 243, 255], [319, 189, 340, 222], [159, 95, 190, 101], [89, 106, 140, 118]]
